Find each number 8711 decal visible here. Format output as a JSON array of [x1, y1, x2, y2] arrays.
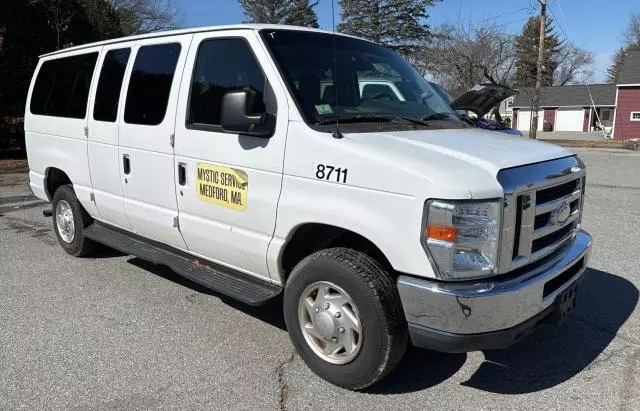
[[316, 164, 348, 183]]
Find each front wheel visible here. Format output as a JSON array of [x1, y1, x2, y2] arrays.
[[283, 248, 408, 390], [52, 184, 96, 257]]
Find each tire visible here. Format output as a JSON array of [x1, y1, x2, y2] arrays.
[[51, 184, 96, 257], [283, 248, 408, 390]]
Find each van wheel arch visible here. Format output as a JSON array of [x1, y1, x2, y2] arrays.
[[44, 167, 72, 201], [280, 223, 394, 283]]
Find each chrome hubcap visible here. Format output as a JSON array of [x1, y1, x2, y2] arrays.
[[298, 281, 362, 364], [55, 200, 75, 243]]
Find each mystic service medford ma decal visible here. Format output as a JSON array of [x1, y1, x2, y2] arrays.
[[196, 163, 248, 211]]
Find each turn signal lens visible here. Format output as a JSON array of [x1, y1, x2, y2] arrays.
[[426, 226, 458, 242]]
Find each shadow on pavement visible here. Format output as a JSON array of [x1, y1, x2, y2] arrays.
[[127, 257, 287, 331], [369, 268, 637, 395], [124, 258, 637, 395], [367, 347, 467, 394], [90, 245, 127, 259], [462, 268, 638, 394]]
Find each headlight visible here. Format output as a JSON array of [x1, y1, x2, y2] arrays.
[[423, 199, 501, 280]]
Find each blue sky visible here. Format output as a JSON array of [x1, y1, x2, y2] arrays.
[[182, 0, 639, 82]]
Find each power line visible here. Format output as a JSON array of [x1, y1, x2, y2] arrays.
[[473, 7, 530, 26], [493, 15, 534, 29], [549, 0, 608, 140], [548, 1, 609, 79], [554, 0, 570, 40], [550, 0, 609, 138]]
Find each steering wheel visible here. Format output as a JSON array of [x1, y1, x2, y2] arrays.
[[370, 93, 395, 102], [419, 90, 434, 103]]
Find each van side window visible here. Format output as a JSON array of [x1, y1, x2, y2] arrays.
[[188, 38, 266, 127], [124, 43, 181, 126], [30, 52, 98, 119], [94, 48, 131, 122]]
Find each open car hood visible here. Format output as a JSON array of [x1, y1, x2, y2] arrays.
[[449, 83, 517, 118]]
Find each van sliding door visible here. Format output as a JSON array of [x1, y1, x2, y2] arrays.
[[87, 46, 134, 231], [117, 34, 192, 249]]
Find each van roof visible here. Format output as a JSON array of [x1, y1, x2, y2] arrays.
[[40, 24, 358, 58]]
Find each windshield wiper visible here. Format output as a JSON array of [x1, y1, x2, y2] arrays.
[[421, 112, 454, 121], [317, 115, 390, 125], [317, 115, 428, 126]]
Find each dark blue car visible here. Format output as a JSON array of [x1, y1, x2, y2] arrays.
[[429, 82, 522, 136]]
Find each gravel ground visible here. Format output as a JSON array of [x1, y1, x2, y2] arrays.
[[0, 148, 639, 410]]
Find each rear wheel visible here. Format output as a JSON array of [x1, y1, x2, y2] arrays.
[[284, 248, 408, 390], [52, 184, 96, 257]]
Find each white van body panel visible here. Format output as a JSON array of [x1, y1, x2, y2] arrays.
[[117, 34, 193, 250], [173, 30, 289, 282], [268, 122, 573, 281], [25, 45, 103, 219]]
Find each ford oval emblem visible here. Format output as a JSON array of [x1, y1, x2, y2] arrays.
[[555, 202, 571, 224]]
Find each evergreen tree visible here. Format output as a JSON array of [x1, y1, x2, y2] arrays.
[[606, 14, 640, 83], [237, 0, 318, 27], [607, 47, 627, 84], [513, 16, 562, 87], [338, 0, 438, 56], [284, 0, 319, 28]]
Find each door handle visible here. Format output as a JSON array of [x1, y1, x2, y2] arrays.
[[123, 154, 131, 175], [178, 162, 186, 186]]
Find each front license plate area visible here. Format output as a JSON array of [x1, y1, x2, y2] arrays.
[[554, 282, 578, 324]]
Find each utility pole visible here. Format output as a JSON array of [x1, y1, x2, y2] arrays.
[[530, 0, 547, 139]]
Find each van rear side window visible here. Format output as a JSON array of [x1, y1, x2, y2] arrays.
[[124, 43, 181, 126], [94, 48, 131, 122], [30, 52, 98, 119]]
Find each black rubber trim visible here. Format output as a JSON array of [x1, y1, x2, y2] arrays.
[[408, 304, 555, 353], [84, 221, 282, 306]]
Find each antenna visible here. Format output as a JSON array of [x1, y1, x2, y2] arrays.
[[331, 0, 343, 139]]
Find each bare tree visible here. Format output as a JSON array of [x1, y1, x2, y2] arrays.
[[553, 44, 594, 86], [110, 0, 182, 34], [422, 22, 517, 94], [31, 0, 76, 49], [424, 18, 594, 92]]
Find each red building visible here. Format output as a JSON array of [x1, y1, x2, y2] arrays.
[[613, 50, 640, 140], [511, 50, 640, 140]]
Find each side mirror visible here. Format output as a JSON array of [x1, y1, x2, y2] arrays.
[[221, 90, 274, 137]]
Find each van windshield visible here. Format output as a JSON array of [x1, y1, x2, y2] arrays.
[[260, 29, 461, 129]]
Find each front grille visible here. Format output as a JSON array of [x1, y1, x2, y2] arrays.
[[534, 213, 550, 229], [536, 179, 579, 204], [497, 156, 585, 273], [532, 222, 575, 253]]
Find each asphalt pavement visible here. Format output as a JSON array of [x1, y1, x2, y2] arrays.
[[1, 148, 639, 410]]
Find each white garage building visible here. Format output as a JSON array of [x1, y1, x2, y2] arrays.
[[512, 84, 616, 133]]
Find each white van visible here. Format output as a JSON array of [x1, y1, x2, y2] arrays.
[[25, 24, 591, 389]]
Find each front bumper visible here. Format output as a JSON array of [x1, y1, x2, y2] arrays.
[[398, 230, 591, 353]]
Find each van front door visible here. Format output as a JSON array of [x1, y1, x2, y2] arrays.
[[118, 34, 191, 249], [173, 31, 288, 281]]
